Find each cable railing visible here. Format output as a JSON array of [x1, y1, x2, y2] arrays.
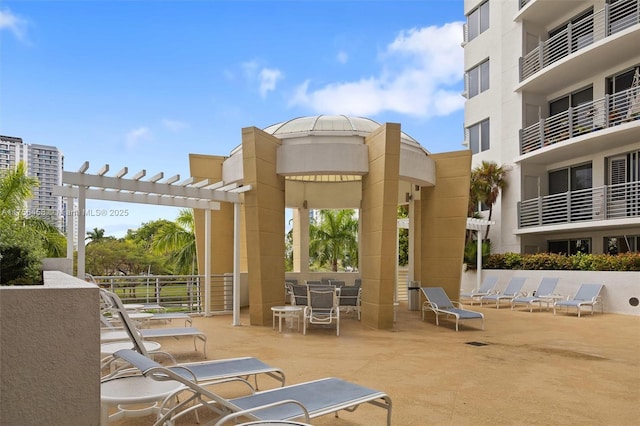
[[520, 0, 639, 81], [518, 181, 640, 228], [520, 86, 640, 155], [91, 273, 234, 314]]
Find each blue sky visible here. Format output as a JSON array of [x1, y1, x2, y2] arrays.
[[1, 0, 465, 237]]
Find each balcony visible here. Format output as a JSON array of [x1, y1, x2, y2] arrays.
[[520, 86, 640, 156], [519, 0, 639, 84], [518, 180, 640, 229]]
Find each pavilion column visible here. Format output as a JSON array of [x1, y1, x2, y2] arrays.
[[292, 208, 309, 275], [419, 150, 471, 300], [360, 123, 401, 329], [241, 127, 285, 326]]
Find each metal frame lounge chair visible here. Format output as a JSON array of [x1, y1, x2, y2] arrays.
[[511, 277, 560, 312], [110, 348, 392, 426], [101, 289, 286, 389], [303, 285, 340, 336], [338, 285, 361, 320], [480, 277, 527, 308], [100, 289, 208, 356], [421, 287, 485, 331], [459, 276, 498, 305], [553, 283, 604, 317]]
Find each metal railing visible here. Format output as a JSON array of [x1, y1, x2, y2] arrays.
[[92, 273, 234, 314], [518, 181, 640, 228], [520, 0, 639, 81], [520, 86, 640, 155]]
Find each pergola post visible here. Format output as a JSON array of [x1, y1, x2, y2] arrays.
[[204, 209, 211, 316], [232, 202, 241, 326]]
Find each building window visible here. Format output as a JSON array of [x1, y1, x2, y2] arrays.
[[548, 238, 591, 255], [604, 235, 640, 254], [467, 119, 490, 154], [467, 0, 489, 42], [466, 59, 489, 98], [548, 162, 592, 194]]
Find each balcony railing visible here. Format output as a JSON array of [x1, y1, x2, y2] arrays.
[[520, 86, 640, 155], [518, 180, 640, 228], [520, 0, 639, 81], [92, 273, 234, 313]]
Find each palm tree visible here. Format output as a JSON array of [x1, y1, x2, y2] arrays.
[[309, 209, 358, 272], [23, 217, 66, 257], [0, 161, 39, 217], [151, 209, 196, 275], [471, 161, 509, 239], [85, 227, 106, 244]]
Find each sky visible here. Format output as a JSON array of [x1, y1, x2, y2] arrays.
[[0, 0, 466, 238]]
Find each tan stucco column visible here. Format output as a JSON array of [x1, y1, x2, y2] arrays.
[[292, 208, 309, 273], [420, 150, 471, 300], [241, 127, 286, 325], [360, 123, 401, 329]]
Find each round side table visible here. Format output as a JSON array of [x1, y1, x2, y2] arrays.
[[271, 306, 303, 332]]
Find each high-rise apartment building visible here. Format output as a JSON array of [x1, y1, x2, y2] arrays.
[[0, 135, 65, 230], [462, 0, 640, 255]]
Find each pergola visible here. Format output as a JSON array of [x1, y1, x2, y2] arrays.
[[466, 217, 495, 290], [53, 161, 251, 321]]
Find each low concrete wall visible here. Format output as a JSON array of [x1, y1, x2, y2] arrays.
[[42, 257, 74, 275], [461, 269, 640, 316], [0, 271, 100, 425]]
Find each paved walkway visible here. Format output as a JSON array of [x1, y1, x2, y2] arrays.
[[112, 301, 640, 425]]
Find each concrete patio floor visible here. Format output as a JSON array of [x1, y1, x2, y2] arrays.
[[111, 301, 640, 425]]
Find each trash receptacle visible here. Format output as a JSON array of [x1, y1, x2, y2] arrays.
[[407, 281, 421, 311]]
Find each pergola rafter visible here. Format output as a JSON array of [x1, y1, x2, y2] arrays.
[[53, 162, 251, 319]]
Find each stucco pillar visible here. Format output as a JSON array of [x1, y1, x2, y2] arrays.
[[360, 123, 401, 329], [241, 127, 286, 325], [292, 208, 309, 273], [409, 198, 422, 283], [420, 150, 471, 299]]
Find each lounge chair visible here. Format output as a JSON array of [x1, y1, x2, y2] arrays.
[[510, 277, 560, 312], [100, 290, 208, 357], [110, 348, 392, 426], [101, 289, 286, 389], [288, 283, 308, 307], [553, 284, 604, 317], [459, 276, 498, 305], [480, 277, 527, 308], [421, 287, 484, 331], [303, 285, 340, 336], [147, 312, 193, 327]]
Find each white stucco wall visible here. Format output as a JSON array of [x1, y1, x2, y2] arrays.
[[0, 271, 100, 425], [461, 269, 640, 315]]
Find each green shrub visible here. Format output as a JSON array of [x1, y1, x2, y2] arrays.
[[482, 252, 640, 272]]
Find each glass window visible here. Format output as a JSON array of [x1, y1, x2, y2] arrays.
[[548, 238, 591, 255], [467, 1, 489, 42], [467, 59, 489, 98], [605, 235, 639, 254], [548, 163, 592, 194], [467, 119, 490, 155]]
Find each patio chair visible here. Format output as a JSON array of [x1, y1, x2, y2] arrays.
[[100, 290, 208, 357], [110, 348, 392, 426], [421, 287, 484, 331], [288, 284, 308, 307], [101, 289, 286, 389], [303, 285, 340, 336], [480, 277, 527, 308], [459, 276, 498, 305], [338, 285, 361, 320], [553, 283, 604, 317], [511, 277, 560, 312]]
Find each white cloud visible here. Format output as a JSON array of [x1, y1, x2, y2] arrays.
[[258, 68, 283, 98], [289, 22, 465, 118], [125, 126, 152, 148], [161, 118, 189, 132], [242, 61, 283, 98], [0, 8, 28, 41]]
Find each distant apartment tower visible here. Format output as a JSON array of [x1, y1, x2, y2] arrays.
[[462, 0, 640, 255], [0, 135, 65, 230]]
